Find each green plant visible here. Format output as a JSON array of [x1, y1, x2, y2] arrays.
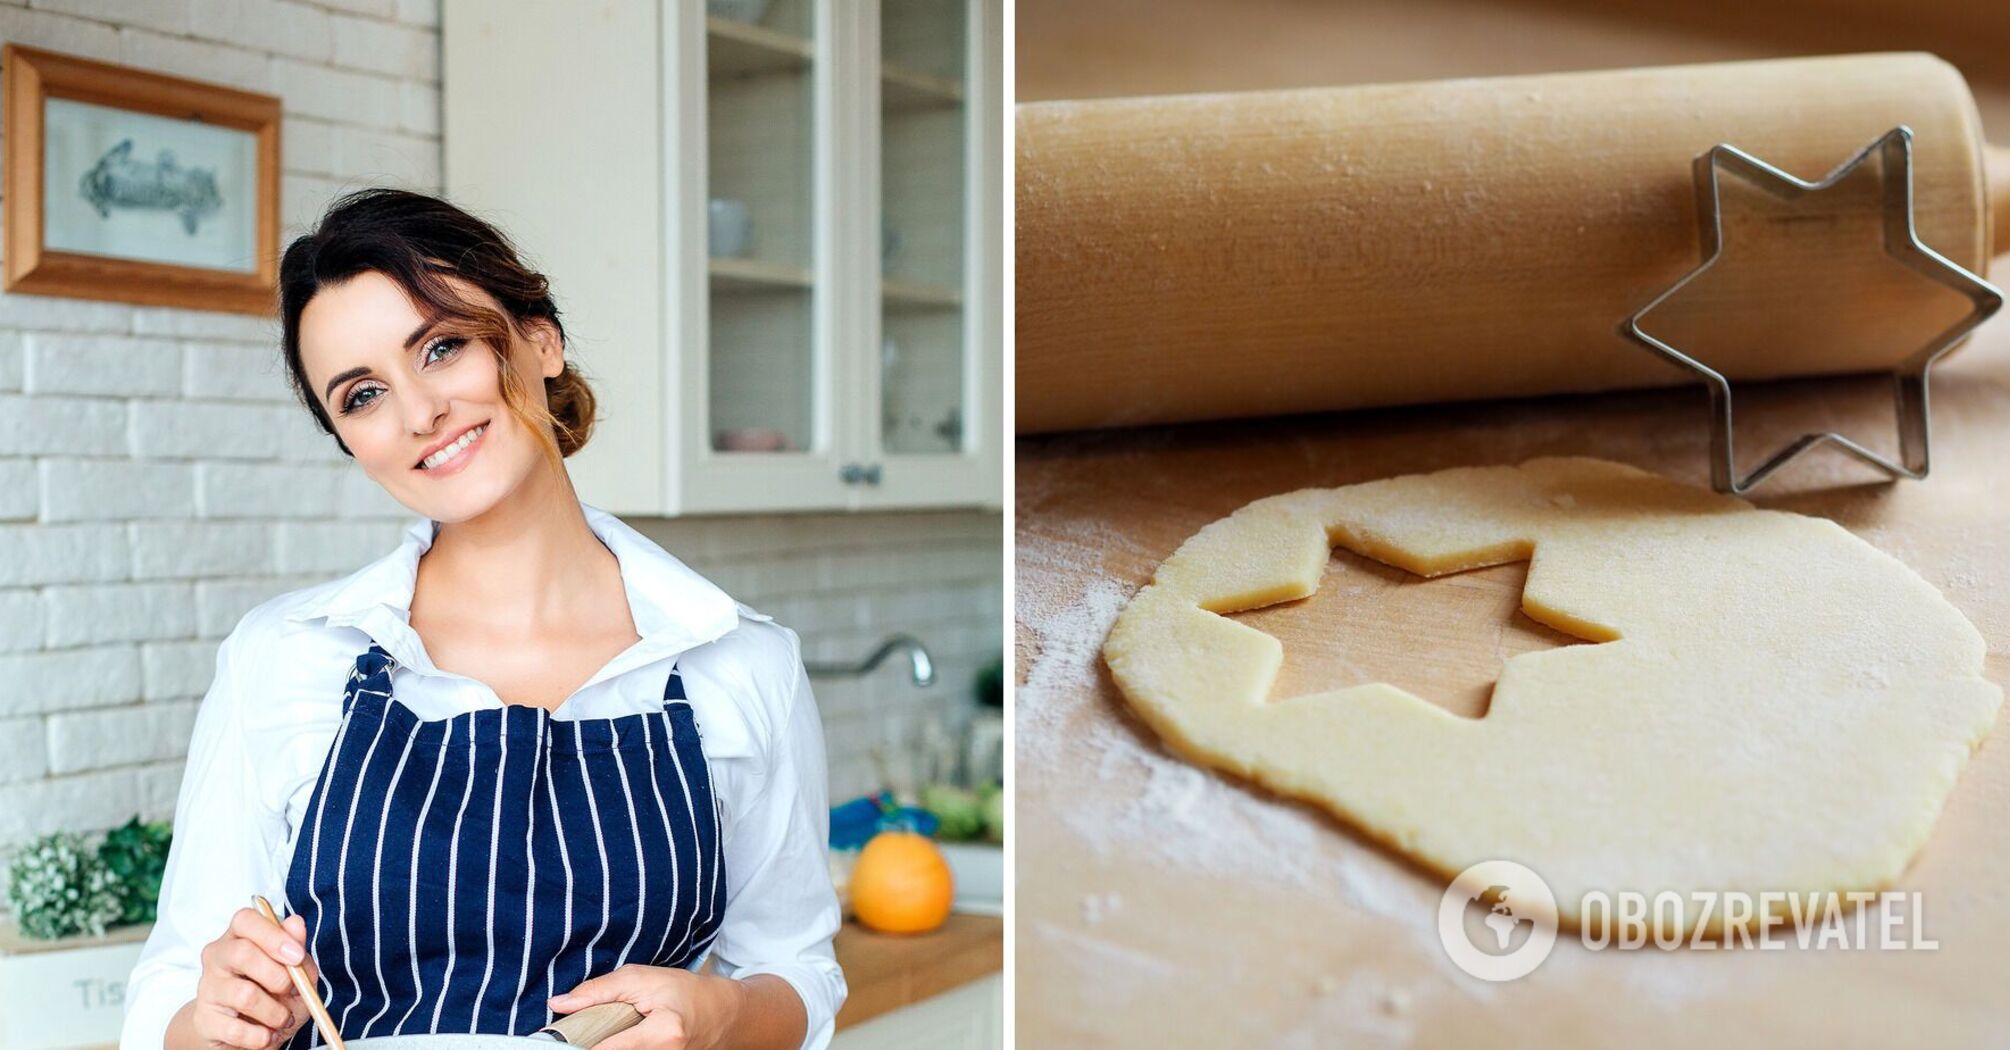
[[99, 817, 173, 925], [6, 832, 123, 940], [920, 783, 984, 841], [978, 780, 1004, 843]]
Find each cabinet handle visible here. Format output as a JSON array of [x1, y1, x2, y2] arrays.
[[862, 463, 883, 485], [839, 463, 866, 484]]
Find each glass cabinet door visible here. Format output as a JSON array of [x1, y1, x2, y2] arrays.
[[671, 0, 994, 513], [875, 0, 970, 459], [703, 0, 821, 458]]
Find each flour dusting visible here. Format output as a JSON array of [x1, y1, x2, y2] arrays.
[[1079, 890, 1123, 925], [1018, 511, 1446, 933]]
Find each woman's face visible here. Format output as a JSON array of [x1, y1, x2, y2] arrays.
[[297, 270, 563, 521]]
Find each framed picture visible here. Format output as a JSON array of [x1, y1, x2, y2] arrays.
[[2, 44, 280, 315]]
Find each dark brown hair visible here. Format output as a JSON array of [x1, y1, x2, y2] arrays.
[[278, 187, 596, 465]]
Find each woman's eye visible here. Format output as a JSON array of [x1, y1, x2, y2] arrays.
[[337, 338, 465, 415], [424, 336, 465, 364], [340, 385, 379, 414]]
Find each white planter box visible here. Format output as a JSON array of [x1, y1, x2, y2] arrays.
[[0, 921, 151, 1050]]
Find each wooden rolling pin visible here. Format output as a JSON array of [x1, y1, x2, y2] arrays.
[[1017, 52, 2010, 433]]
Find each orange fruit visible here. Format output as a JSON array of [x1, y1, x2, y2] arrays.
[[849, 830, 955, 934]]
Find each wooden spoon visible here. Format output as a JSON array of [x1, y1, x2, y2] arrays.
[[252, 894, 346, 1050]]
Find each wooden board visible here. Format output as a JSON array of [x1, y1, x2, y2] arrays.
[[1015, 317, 2010, 1046], [833, 914, 1002, 1030]]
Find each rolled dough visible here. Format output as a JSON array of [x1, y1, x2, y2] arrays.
[[1102, 457, 2001, 933]]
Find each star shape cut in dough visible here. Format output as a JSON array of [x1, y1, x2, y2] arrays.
[[1621, 126, 2002, 494], [1231, 549, 1590, 719]]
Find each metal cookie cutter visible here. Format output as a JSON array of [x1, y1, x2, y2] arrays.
[[1620, 126, 2004, 495]]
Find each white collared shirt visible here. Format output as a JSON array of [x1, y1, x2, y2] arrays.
[[121, 500, 846, 1050]]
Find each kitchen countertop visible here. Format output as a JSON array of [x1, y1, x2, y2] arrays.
[[832, 913, 1003, 1030]]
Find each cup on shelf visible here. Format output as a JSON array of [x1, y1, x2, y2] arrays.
[[708, 197, 753, 258], [705, 0, 772, 24], [715, 427, 791, 452]]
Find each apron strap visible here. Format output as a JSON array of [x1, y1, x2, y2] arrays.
[[661, 661, 688, 705], [340, 642, 398, 717]]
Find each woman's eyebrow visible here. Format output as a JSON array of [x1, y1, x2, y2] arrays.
[[402, 318, 437, 349], [321, 319, 440, 404], [322, 366, 367, 404]]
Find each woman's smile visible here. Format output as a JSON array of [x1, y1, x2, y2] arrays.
[[415, 420, 489, 475]]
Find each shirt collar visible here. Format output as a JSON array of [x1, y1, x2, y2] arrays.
[[284, 498, 743, 670]]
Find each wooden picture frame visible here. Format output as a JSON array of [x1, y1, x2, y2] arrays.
[[2, 44, 281, 315]]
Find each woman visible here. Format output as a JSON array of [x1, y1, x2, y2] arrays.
[[122, 189, 845, 1050]]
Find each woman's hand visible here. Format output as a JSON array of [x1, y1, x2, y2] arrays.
[[549, 965, 752, 1050], [174, 908, 318, 1050]]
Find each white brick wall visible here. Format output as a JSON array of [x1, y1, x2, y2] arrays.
[[635, 512, 1005, 804], [0, 0, 1003, 905], [0, 0, 440, 864]]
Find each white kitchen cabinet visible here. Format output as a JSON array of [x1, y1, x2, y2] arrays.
[[442, 0, 1001, 515], [830, 972, 1003, 1050]]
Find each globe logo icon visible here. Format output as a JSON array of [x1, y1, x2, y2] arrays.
[[1474, 885, 1530, 952], [1437, 861, 1559, 981]]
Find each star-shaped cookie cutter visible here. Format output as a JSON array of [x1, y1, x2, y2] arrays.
[[1620, 126, 2003, 495]]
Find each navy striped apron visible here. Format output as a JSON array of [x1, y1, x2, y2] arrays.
[[281, 641, 725, 1044]]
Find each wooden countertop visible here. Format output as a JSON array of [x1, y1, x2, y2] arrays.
[[832, 913, 1002, 1030], [0, 919, 151, 954]]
